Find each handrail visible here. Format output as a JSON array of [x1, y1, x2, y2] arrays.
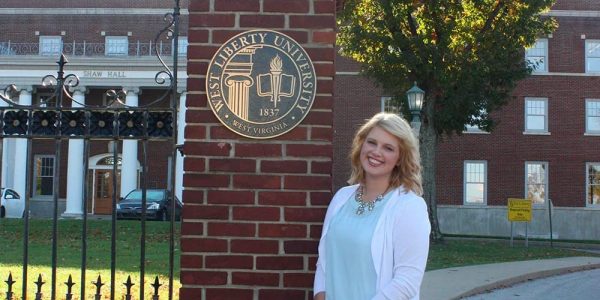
[[0, 40, 187, 57]]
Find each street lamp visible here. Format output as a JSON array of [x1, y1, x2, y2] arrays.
[[406, 81, 425, 135]]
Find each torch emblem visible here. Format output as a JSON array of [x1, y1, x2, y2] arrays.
[[256, 55, 296, 108]]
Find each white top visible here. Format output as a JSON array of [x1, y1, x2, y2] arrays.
[[325, 190, 392, 299], [314, 184, 431, 300]]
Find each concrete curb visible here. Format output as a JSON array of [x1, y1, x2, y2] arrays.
[[420, 257, 600, 300], [454, 262, 600, 299]]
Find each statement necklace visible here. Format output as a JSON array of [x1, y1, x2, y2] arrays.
[[355, 185, 385, 215]]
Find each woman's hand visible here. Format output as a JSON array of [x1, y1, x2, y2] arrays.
[[314, 292, 325, 300]]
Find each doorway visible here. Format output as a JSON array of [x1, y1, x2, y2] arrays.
[[88, 153, 139, 215], [93, 169, 120, 214]]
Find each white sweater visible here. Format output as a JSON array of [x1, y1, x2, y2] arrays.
[[314, 184, 431, 300]]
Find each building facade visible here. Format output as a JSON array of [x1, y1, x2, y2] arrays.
[[0, 1, 188, 217], [334, 0, 600, 240]]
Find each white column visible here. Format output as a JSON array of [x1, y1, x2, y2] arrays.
[[13, 88, 32, 200], [0, 95, 15, 189], [63, 88, 86, 217], [120, 87, 139, 197], [175, 92, 186, 201], [1, 136, 13, 188]]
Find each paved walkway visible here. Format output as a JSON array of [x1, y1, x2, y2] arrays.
[[420, 256, 600, 300]]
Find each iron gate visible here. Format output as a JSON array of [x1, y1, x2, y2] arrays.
[[0, 1, 182, 299]]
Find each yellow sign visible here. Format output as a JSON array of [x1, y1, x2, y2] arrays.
[[507, 198, 532, 222]]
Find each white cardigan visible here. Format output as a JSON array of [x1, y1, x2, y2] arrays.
[[314, 184, 431, 300]]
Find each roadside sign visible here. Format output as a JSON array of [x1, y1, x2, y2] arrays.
[[507, 198, 532, 222]]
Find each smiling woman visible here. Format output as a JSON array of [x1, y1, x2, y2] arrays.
[[314, 112, 431, 300]]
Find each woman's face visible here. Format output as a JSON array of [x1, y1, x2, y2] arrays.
[[360, 126, 401, 181]]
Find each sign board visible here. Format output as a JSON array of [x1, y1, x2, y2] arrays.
[[206, 30, 317, 139], [507, 198, 532, 222]]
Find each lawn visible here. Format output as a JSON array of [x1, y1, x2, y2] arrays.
[[426, 237, 600, 270], [1, 219, 597, 299], [0, 219, 180, 300]]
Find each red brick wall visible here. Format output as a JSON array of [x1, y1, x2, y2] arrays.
[[553, 0, 600, 10], [0, 15, 189, 43], [436, 12, 600, 208], [182, 1, 335, 299], [437, 74, 600, 207]]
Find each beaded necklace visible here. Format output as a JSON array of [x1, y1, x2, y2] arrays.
[[354, 185, 385, 215]]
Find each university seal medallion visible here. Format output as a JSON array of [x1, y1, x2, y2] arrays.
[[206, 30, 317, 139]]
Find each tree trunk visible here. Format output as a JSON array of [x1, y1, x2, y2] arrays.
[[420, 104, 444, 242]]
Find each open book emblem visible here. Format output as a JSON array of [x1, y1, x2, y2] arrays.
[[256, 55, 296, 108]]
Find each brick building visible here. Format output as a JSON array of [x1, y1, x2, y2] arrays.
[[0, 1, 189, 217], [334, 0, 600, 240], [3, 0, 599, 298]]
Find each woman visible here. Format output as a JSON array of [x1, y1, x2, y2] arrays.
[[314, 112, 431, 300]]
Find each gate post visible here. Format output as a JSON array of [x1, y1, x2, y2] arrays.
[[182, 0, 336, 299]]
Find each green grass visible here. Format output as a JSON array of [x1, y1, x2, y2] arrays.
[[2, 219, 598, 299], [0, 219, 180, 300], [426, 238, 600, 271]]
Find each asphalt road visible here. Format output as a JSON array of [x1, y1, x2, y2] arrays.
[[463, 268, 600, 300]]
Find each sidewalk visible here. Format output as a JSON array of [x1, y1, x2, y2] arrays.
[[420, 256, 600, 300]]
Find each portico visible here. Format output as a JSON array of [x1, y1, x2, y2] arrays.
[[0, 56, 187, 218]]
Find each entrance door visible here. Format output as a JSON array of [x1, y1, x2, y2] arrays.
[[94, 170, 120, 215]]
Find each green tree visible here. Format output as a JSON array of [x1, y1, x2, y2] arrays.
[[337, 0, 557, 241]]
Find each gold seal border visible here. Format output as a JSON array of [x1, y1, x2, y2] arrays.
[[205, 29, 317, 139]]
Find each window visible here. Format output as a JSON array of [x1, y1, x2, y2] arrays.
[[6, 189, 20, 199], [586, 99, 600, 134], [177, 37, 188, 56], [464, 109, 489, 133], [464, 161, 487, 204], [525, 162, 548, 204], [381, 96, 401, 114], [588, 163, 600, 206], [34, 155, 55, 197], [105, 36, 128, 56], [39, 36, 62, 56], [525, 38, 548, 72], [524, 97, 548, 133], [586, 40, 600, 73], [36, 92, 55, 107]]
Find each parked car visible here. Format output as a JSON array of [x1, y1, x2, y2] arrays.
[[0, 188, 24, 218], [116, 189, 182, 221]]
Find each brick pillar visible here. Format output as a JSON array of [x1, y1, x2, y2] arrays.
[[182, 1, 335, 299]]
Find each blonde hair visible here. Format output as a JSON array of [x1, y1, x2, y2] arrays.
[[348, 112, 423, 195]]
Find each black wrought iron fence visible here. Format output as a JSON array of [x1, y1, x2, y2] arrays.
[[0, 1, 182, 299]]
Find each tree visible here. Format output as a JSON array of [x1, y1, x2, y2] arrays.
[[337, 0, 557, 241]]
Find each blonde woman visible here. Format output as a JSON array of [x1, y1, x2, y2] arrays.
[[314, 112, 431, 300]]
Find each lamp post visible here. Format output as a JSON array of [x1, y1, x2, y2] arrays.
[[406, 81, 425, 135]]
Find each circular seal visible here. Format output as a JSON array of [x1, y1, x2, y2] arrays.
[[206, 29, 317, 139]]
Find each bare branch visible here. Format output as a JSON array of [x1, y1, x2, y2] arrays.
[[481, 0, 505, 34], [464, 0, 506, 53]]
